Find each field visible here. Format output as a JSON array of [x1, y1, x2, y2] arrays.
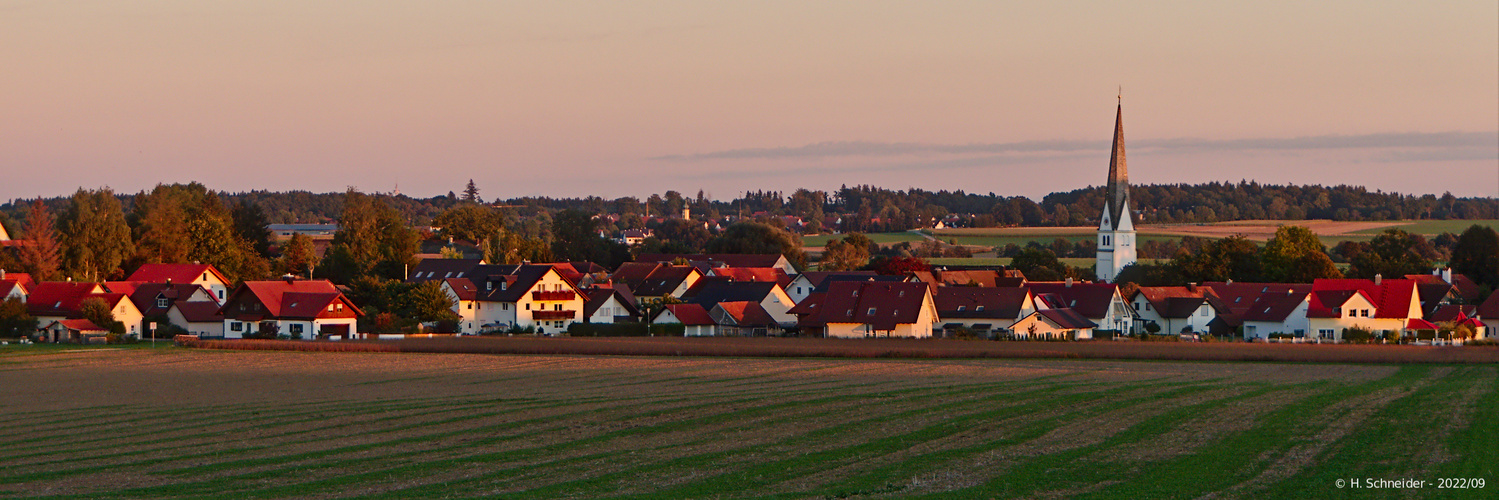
[[925, 257, 1168, 268], [2, 344, 1497, 498], [802, 232, 927, 247]]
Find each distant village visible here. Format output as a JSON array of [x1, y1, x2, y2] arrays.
[[1, 105, 1495, 346]]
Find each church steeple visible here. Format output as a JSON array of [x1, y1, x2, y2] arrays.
[[1103, 102, 1130, 230]]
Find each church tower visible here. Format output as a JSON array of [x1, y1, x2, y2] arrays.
[[1095, 101, 1136, 283]]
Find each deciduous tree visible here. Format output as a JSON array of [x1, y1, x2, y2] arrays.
[[58, 188, 134, 281]]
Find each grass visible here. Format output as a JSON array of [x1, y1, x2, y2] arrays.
[[1349, 219, 1499, 235], [803, 232, 927, 246], [926, 257, 1169, 268], [1, 349, 1494, 498]]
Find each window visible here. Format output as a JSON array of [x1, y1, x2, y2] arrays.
[[503, 303, 509, 310], [957, 306, 965, 311], [796, 287, 802, 294], [466, 303, 472, 310], [525, 304, 531, 310], [203, 273, 209, 281], [290, 324, 304, 334], [975, 306, 984, 311], [1362, 309, 1371, 317], [218, 290, 224, 300], [336, 303, 343, 311], [867, 307, 877, 315], [230, 322, 243, 332], [327, 304, 334, 312], [157, 297, 168, 308], [1145, 303, 1152, 311], [1201, 307, 1209, 317], [554, 304, 562, 311]]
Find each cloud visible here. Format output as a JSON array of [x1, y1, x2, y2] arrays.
[[655, 131, 1498, 162]]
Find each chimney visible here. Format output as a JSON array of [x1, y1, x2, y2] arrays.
[[1065, 277, 1073, 288], [1226, 279, 1233, 286], [165, 278, 172, 284], [1442, 268, 1452, 283], [283, 274, 295, 284], [1374, 274, 1382, 285], [1, 269, 5, 280], [1187, 282, 1197, 292]]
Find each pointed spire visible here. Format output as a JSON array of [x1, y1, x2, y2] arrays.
[[1104, 102, 1130, 230]]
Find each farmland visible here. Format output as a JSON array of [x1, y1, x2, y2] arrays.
[[2, 345, 1496, 498]]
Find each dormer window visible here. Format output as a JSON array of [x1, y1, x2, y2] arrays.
[[156, 297, 168, 308], [867, 307, 876, 315], [957, 306, 965, 311], [486, 282, 493, 291], [976, 306, 984, 311]]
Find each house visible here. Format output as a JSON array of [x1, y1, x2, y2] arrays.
[[709, 301, 783, 336], [26, 282, 143, 338], [706, 267, 793, 288], [686, 281, 796, 326], [127, 263, 232, 303], [1027, 281, 1133, 335], [786, 271, 876, 303], [113, 282, 219, 336], [616, 228, 653, 246], [801, 281, 937, 338], [38, 319, 108, 344], [1406, 268, 1482, 303], [1476, 292, 1499, 338], [933, 287, 1036, 337], [1238, 288, 1313, 341], [220, 279, 362, 339], [1128, 285, 1232, 336], [468, 264, 585, 335], [406, 258, 486, 283], [636, 253, 797, 276], [168, 301, 225, 338], [440, 277, 481, 333], [1010, 308, 1097, 340], [1306, 278, 1422, 342], [652, 303, 716, 336], [582, 285, 642, 324], [0, 278, 27, 303], [611, 262, 703, 306]]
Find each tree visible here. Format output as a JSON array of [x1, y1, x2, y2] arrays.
[[822, 233, 874, 271], [1261, 226, 1341, 283], [705, 222, 807, 270], [1009, 248, 1068, 280], [405, 280, 459, 323], [1173, 235, 1261, 283], [18, 200, 62, 281], [58, 188, 135, 281], [550, 209, 610, 263], [327, 189, 419, 281], [0, 298, 37, 338], [78, 297, 123, 334], [231, 201, 273, 257], [279, 233, 318, 278], [431, 204, 504, 243], [462, 179, 481, 203], [1347, 229, 1434, 279], [1450, 225, 1499, 292]]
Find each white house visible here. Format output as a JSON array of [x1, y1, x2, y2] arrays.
[[220, 279, 361, 339], [469, 264, 586, 335], [127, 263, 232, 303], [652, 303, 717, 337]]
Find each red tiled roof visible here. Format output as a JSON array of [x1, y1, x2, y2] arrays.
[[1036, 308, 1098, 330], [444, 278, 478, 301], [1241, 290, 1310, 322], [47, 318, 107, 333], [660, 303, 715, 326], [0, 272, 34, 288], [120, 283, 213, 316], [26, 282, 105, 317], [1477, 292, 1499, 320], [171, 301, 225, 323], [1308, 279, 1418, 319], [1406, 318, 1438, 330], [1203, 282, 1312, 316], [1427, 304, 1476, 323], [127, 263, 228, 286], [796, 271, 876, 289], [229, 280, 362, 319], [811, 281, 930, 331], [935, 287, 1031, 319], [1026, 282, 1118, 319], [713, 301, 778, 327], [710, 267, 792, 287], [0, 280, 27, 299]]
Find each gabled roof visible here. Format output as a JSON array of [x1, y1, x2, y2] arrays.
[[1406, 273, 1482, 302], [1479, 292, 1499, 320], [45, 318, 106, 333], [713, 301, 779, 327], [1308, 279, 1419, 319], [709, 267, 792, 287], [1026, 282, 1118, 319], [127, 263, 229, 285], [26, 282, 105, 317], [0, 272, 34, 289], [122, 283, 214, 317], [657, 303, 715, 326], [794, 271, 876, 289], [406, 258, 485, 282], [687, 281, 781, 308], [1037, 308, 1098, 330], [102, 281, 143, 296], [1413, 283, 1457, 315], [631, 266, 699, 298], [443, 277, 479, 301], [934, 287, 1031, 319], [582, 287, 641, 319], [1406, 318, 1439, 330], [475, 264, 565, 303], [1132, 286, 1227, 319], [811, 274, 908, 294], [1203, 282, 1312, 316], [1427, 304, 1476, 323], [228, 280, 362, 319], [0, 280, 27, 299], [1241, 289, 1311, 322], [171, 301, 225, 323], [610, 262, 663, 288], [810, 281, 931, 331], [636, 253, 787, 270]]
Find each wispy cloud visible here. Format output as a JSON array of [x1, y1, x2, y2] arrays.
[[654, 131, 1498, 162]]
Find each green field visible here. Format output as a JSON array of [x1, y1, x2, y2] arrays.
[[803, 232, 927, 247], [927, 257, 1169, 268], [4, 347, 1494, 498], [1350, 219, 1499, 236]]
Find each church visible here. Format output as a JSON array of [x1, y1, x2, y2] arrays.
[[1095, 102, 1137, 283]]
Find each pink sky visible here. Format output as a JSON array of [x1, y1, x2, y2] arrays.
[[2, 1, 1496, 203]]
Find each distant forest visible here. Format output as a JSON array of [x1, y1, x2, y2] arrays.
[[2, 181, 1496, 237]]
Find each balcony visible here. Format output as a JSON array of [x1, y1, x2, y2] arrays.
[[532, 310, 576, 321], [532, 290, 577, 301]]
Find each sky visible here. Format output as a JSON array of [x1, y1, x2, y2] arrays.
[[2, 1, 1496, 204]]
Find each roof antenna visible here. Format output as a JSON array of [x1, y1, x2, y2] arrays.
[[1117, 86, 1122, 105]]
